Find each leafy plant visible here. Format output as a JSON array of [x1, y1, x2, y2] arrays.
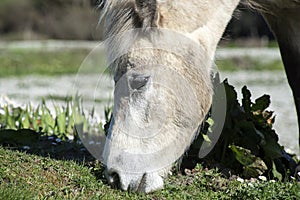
[[186, 79, 298, 180], [0, 96, 104, 154]]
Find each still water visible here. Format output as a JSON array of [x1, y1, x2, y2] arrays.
[[0, 70, 298, 154]]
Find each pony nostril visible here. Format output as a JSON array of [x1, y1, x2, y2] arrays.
[[106, 171, 120, 189]]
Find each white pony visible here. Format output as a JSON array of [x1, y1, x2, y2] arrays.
[[99, 0, 300, 193]]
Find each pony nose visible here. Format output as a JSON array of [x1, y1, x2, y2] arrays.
[[105, 170, 121, 189], [105, 169, 164, 193]]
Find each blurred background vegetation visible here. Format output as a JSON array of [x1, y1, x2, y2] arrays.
[[0, 0, 102, 40], [0, 0, 274, 44]]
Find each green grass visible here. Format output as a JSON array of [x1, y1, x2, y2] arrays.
[[0, 48, 284, 78], [0, 147, 299, 199], [0, 49, 91, 77], [216, 58, 284, 71], [219, 40, 279, 48]]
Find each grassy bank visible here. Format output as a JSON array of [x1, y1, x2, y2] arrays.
[[216, 58, 284, 71], [0, 49, 91, 77], [0, 47, 284, 78], [0, 147, 299, 199]]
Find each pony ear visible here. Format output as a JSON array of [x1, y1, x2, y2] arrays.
[[128, 74, 151, 91], [134, 0, 159, 29]]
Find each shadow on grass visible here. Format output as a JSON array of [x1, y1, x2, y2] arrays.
[[0, 128, 107, 184]]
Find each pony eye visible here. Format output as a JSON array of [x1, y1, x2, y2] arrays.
[[129, 74, 150, 90]]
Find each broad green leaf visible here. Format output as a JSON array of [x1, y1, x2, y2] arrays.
[[255, 129, 266, 145], [224, 80, 239, 110], [229, 145, 256, 166], [243, 157, 268, 178], [236, 120, 261, 151], [32, 105, 41, 131], [22, 112, 30, 129], [230, 145, 268, 178], [242, 86, 252, 114], [252, 94, 271, 113], [206, 118, 214, 133], [272, 161, 283, 181], [66, 114, 74, 136], [202, 134, 211, 143], [261, 132, 283, 159], [5, 106, 16, 130], [41, 106, 55, 133], [56, 112, 66, 134]]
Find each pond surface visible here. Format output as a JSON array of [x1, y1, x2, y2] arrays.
[[0, 70, 298, 155]]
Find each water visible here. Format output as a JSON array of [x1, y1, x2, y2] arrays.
[[0, 71, 298, 155], [0, 74, 114, 120]]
